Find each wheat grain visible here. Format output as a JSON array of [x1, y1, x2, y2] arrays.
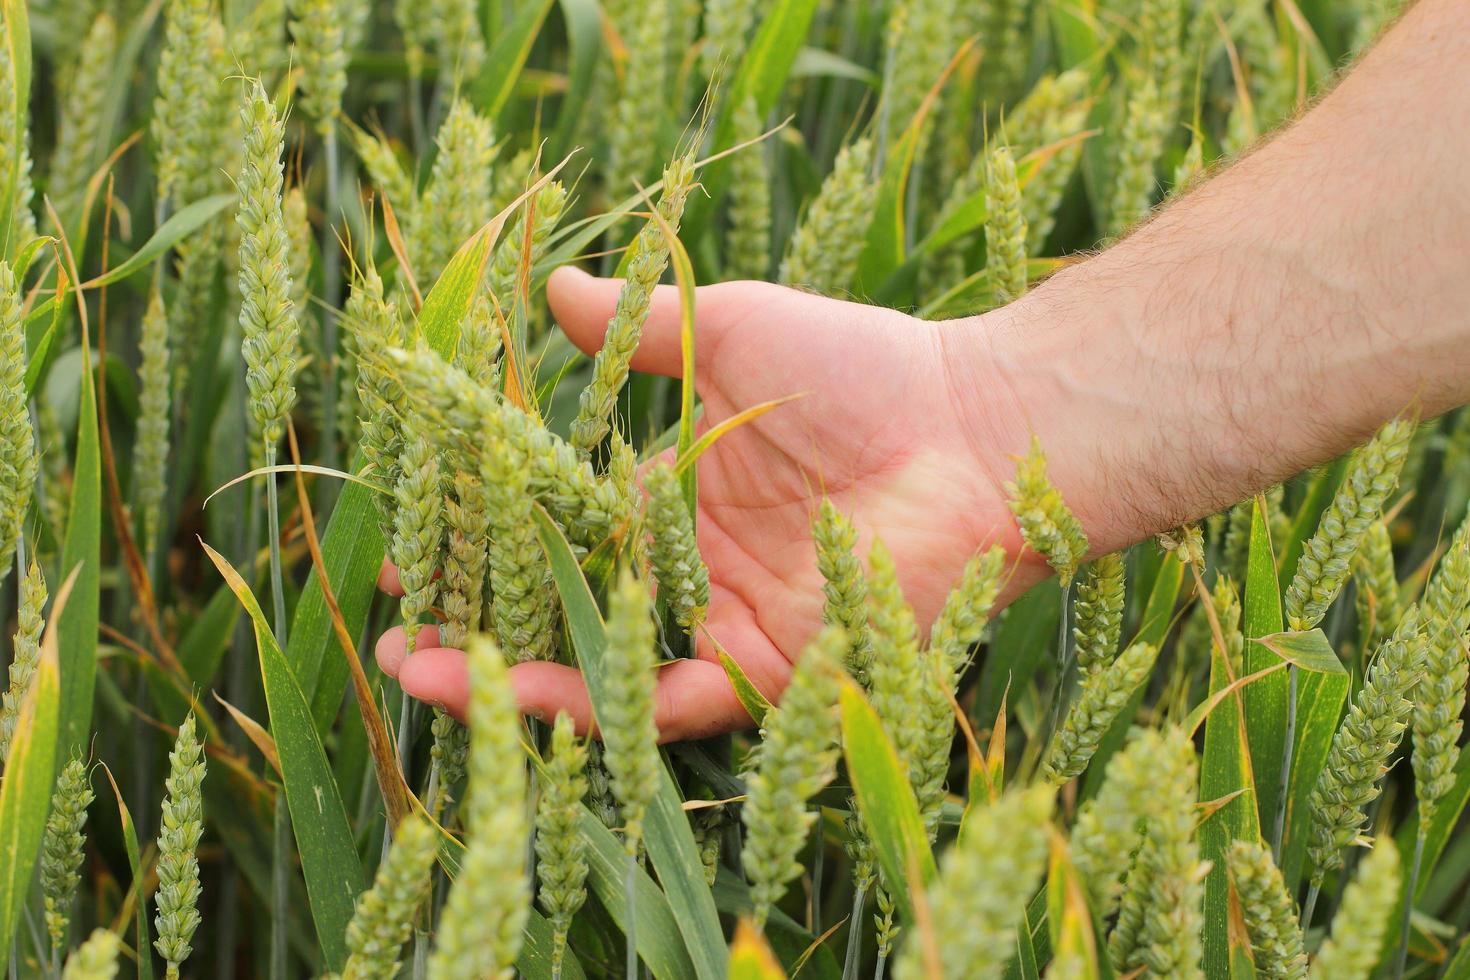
[[431, 0, 487, 82], [881, 0, 959, 150], [742, 626, 845, 929], [429, 637, 530, 980], [289, 0, 356, 133], [134, 288, 170, 550], [41, 754, 93, 958], [644, 462, 710, 632], [343, 813, 438, 980], [0, 560, 43, 764], [1020, 70, 1093, 251], [349, 126, 416, 215], [600, 568, 661, 854], [0, 260, 33, 584], [153, 0, 230, 207], [60, 929, 121, 980], [893, 786, 1054, 980], [779, 138, 876, 296], [606, 0, 672, 192], [1353, 518, 1400, 647], [428, 709, 469, 821], [486, 181, 570, 311], [1307, 610, 1424, 882], [1412, 511, 1470, 824], [154, 714, 206, 980], [726, 97, 772, 281], [1212, 575, 1245, 675], [1107, 728, 1204, 979], [866, 539, 926, 779], [1073, 552, 1125, 676], [482, 421, 558, 664], [1043, 641, 1160, 784], [984, 143, 1028, 304], [345, 265, 406, 531], [441, 471, 489, 650], [813, 498, 874, 685], [49, 13, 115, 221], [1073, 727, 1185, 916], [236, 79, 301, 458], [699, 0, 757, 76], [929, 545, 1007, 682], [1285, 418, 1412, 631], [391, 430, 444, 657], [536, 713, 589, 980], [1308, 837, 1401, 980], [1228, 840, 1307, 980], [571, 153, 696, 453], [1006, 435, 1090, 586], [414, 99, 497, 285], [1107, 75, 1167, 236], [0, 10, 35, 246]]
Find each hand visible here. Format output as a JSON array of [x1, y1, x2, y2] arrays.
[[374, 266, 1051, 740]]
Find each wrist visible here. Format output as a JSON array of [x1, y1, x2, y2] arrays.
[[952, 248, 1267, 558], [966, 275, 1160, 557]]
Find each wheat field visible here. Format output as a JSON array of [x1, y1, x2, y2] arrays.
[[0, 0, 1459, 978]]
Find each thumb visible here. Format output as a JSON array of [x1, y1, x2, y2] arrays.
[[547, 265, 770, 378]]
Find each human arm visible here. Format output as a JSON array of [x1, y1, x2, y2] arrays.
[[377, 0, 1470, 738]]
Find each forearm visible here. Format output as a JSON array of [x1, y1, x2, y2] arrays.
[[975, 0, 1470, 553]]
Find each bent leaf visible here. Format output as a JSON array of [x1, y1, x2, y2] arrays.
[[838, 681, 936, 923], [100, 763, 154, 980], [203, 542, 365, 971], [0, 565, 74, 953], [80, 193, 234, 289], [729, 921, 787, 980], [1253, 629, 1347, 674], [717, 649, 772, 727], [534, 506, 727, 980]]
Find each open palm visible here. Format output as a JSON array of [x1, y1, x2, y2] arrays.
[[376, 268, 1047, 740]]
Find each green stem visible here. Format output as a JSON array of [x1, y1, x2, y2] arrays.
[[425, 756, 444, 820], [873, 949, 888, 980], [811, 815, 825, 934], [842, 884, 868, 980], [320, 123, 341, 479], [412, 927, 428, 980], [1273, 663, 1298, 860], [625, 850, 639, 980], [1394, 831, 1428, 979], [409, 71, 426, 155], [1043, 581, 1074, 749], [388, 690, 418, 862], [271, 790, 291, 979], [264, 443, 287, 648], [1302, 880, 1322, 934]]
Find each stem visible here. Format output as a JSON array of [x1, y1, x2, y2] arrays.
[[1043, 581, 1074, 749], [271, 791, 291, 979], [1394, 831, 1427, 979], [412, 928, 428, 980], [624, 850, 639, 980], [388, 690, 418, 859], [409, 71, 426, 155], [873, 950, 888, 980], [214, 869, 239, 980], [842, 885, 868, 980], [264, 443, 287, 648], [425, 757, 443, 820], [1272, 664, 1298, 860], [811, 816, 825, 934], [320, 123, 341, 479], [1302, 880, 1322, 935]]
